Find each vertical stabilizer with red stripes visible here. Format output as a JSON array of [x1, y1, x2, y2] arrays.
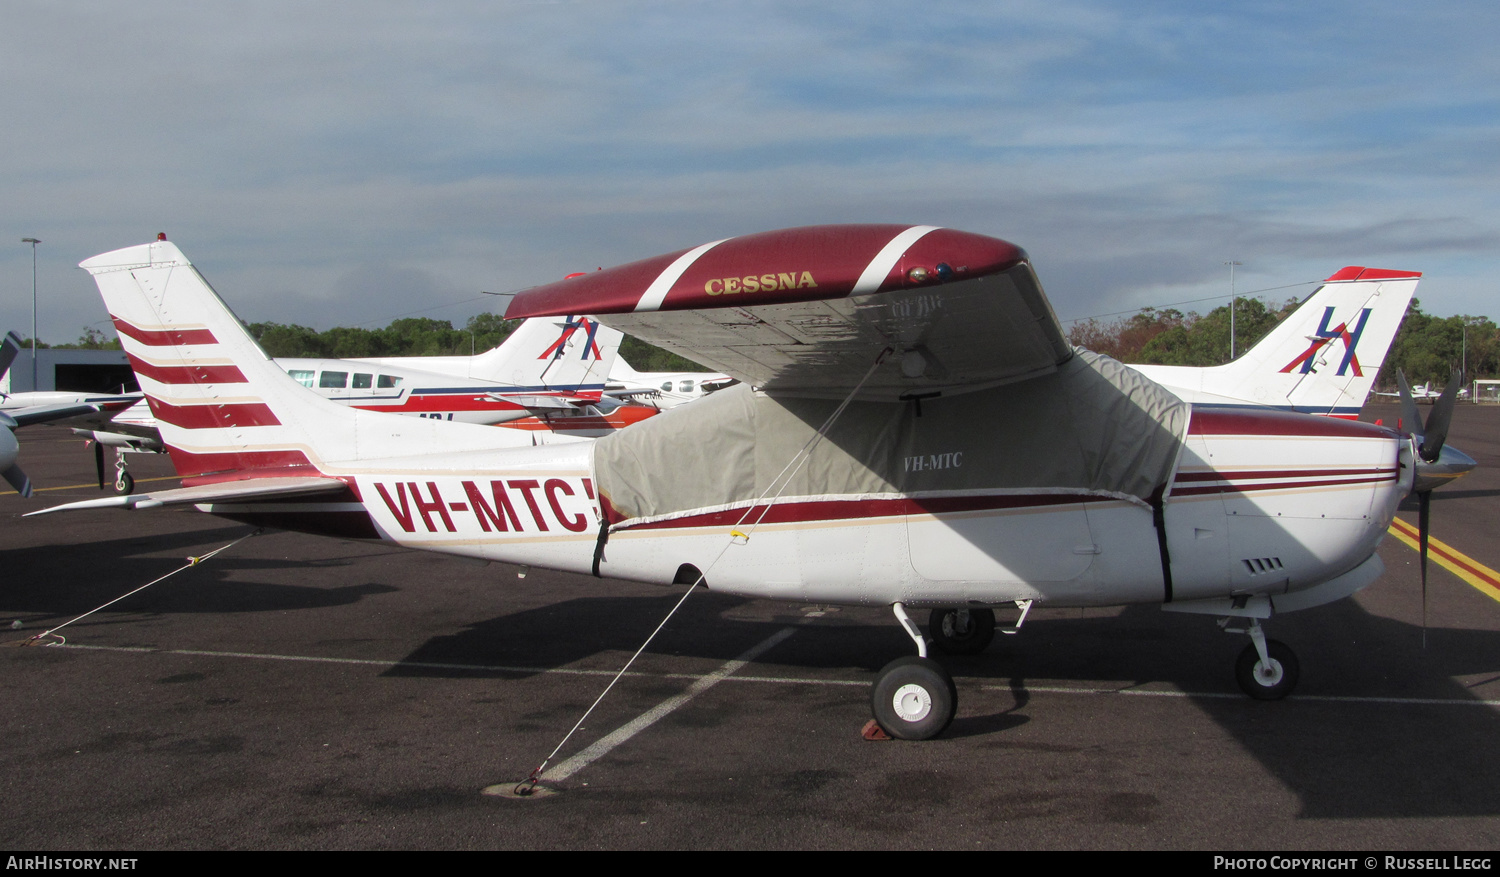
[[81, 240, 548, 484]]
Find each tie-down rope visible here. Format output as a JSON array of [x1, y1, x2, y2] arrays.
[[13, 530, 262, 647], [514, 347, 894, 795]]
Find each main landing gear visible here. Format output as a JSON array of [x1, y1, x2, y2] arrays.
[[1231, 618, 1300, 700], [869, 602, 958, 740]]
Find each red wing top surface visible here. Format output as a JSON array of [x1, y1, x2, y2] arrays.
[[506, 225, 1073, 401]]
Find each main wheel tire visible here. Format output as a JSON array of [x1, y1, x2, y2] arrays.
[[1235, 639, 1300, 700], [871, 656, 957, 740], [115, 471, 135, 495], [927, 607, 996, 655]]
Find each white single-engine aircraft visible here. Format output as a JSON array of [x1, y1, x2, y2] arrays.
[[37, 227, 1446, 743]]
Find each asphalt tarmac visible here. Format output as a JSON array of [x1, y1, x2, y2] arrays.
[[3, 404, 1499, 850]]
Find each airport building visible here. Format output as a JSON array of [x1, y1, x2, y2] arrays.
[[1, 348, 135, 394]]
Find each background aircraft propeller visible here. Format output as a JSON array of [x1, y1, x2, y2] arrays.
[[0, 333, 33, 497]]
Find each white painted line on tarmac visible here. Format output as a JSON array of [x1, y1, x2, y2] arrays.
[[543, 625, 799, 782], [40, 642, 1500, 708], [990, 684, 1500, 708]]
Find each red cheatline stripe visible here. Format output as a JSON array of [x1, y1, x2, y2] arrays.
[[112, 317, 217, 347], [1188, 409, 1392, 439], [1170, 473, 1398, 497], [1174, 467, 1396, 483], [151, 400, 281, 429], [126, 354, 247, 385]]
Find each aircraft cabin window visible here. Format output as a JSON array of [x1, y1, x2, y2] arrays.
[[287, 369, 315, 388], [679, 380, 695, 393], [352, 373, 373, 389], [377, 375, 402, 388], [319, 371, 348, 389], [661, 382, 673, 392]]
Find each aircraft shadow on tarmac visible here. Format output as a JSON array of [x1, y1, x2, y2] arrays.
[[386, 580, 1500, 820], [1, 523, 398, 621]]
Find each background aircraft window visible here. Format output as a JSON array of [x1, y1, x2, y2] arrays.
[[679, 380, 695, 393], [377, 375, 402, 388], [352, 373, 373, 389], [287, 369, 315, 388], [660, 381, 673, 392], [319, 371, 348, 389]]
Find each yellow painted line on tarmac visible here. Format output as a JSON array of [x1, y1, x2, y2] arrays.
[[1, 475, 179, 497], [1389, 516, 1500, 604]]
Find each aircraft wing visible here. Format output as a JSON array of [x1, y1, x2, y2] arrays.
[[25, 475, 350, 516], [504, 225, 1073, 401], [486, 392, 597, 413], [7, 396, 139, 428]]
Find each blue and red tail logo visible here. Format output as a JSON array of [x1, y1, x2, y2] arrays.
[[539, 315, 603, 361], [1280, 307, 1371, 376]]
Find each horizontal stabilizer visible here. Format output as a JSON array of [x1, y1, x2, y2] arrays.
[[9, 399, 133, 428], [26, 475, 348, 516]]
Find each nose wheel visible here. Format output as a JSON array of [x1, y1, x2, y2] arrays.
[[1232, 620, 1300, 700]]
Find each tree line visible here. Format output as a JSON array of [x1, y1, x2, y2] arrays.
[[32, 295, 1497, 387], [1067, 297, 1498, 388]]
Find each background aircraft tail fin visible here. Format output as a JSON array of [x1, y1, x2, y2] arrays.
[[465, 316, 622, 398], [1163, 267, 1419, 417]]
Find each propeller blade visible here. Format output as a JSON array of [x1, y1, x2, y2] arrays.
[[1419, 372, 1463, 462], [2, 462, 32, 498], [93, 440, 106, 490], [1396, 369, 1422, 436], [1418, 490, 1431, 649]]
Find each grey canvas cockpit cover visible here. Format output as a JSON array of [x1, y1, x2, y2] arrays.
[[592, 350, 1187, 525]]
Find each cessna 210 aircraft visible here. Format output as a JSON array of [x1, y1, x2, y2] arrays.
[[35, 227, 1457, 743], [76, 313, 653, 492]]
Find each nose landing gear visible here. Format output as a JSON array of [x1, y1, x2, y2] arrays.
[[1231, 618, 1300, 700]]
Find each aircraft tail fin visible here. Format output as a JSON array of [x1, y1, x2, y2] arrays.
[[1142, 267, 1418, 417], [465, 316, 622, 398], [80, 240, 545, 484], [0, 332, 21, 385]]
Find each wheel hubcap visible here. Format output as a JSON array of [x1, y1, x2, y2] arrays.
[[892, 684, 932, 722], [1255, 658, 1284, 687]]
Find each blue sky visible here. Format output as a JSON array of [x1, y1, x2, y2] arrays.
[[4, 1, 1496, 343]]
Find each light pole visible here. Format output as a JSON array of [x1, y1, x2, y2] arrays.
[[1225, 260, 1242, 361], [21, 238, 40, 391]]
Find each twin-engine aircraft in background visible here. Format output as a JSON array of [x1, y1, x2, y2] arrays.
[[77, 314, 655, 492], [33, 227, 1468, 746], [606, 358, 736, 409], [0, 331, 139, 496]]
